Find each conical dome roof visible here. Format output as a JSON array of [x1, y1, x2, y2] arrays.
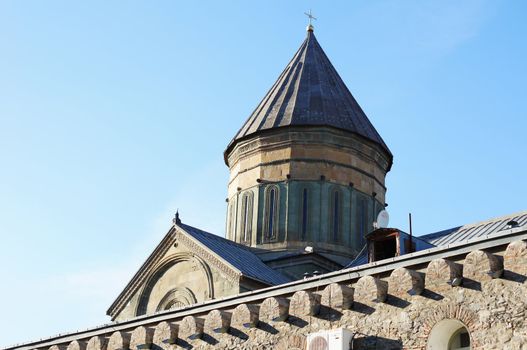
[[226, 29, 391, 158]]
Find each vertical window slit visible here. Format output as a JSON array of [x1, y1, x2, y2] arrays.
[[301, 188, 308, 240]]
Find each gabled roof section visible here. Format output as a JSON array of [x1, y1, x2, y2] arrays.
[[226, 29, 391, 158], [107, 222, 290, 319], [179, 223, 291, 285]]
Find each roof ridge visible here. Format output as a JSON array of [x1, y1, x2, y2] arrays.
[[179, 223, 256, 251]]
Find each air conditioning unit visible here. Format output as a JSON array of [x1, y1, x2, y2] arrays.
[[307, 328, 354, 350]]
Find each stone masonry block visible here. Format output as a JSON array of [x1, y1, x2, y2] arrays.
[[504, 240, 527, 277], [49, 346, 66, 350], [129, 326, 154, 350], [231, 303, 259, 329], [204, 309, 231, 334], [354, 275, 388, 303], [388, 267, 424, 297], [67, 340, 86, 350], [320, 283, 353, 311], [259, 297, 289, 323], [107, 331, 130, 350], [86, 336, 107, 350], [464, 250, 503, 281], [426, 258, 462, 292], [153, 321, 178, 345], [179, 315, 204, 340], [289, 290, 320, 317]]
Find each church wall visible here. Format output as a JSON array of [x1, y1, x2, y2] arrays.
[[20, 235, 527, 350], [229, 180, 381, 261], [113, 240, 240, 322], [225, 127, 389, 263], [225, 127, 390, 201]]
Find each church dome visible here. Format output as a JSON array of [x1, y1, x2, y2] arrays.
[[225, 30, 392, 162]]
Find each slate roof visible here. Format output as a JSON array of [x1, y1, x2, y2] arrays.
[[179, 223, 291, 286], [226, 29, 391, 157]]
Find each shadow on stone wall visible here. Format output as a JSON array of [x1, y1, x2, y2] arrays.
[[352, 335, 403, 350]]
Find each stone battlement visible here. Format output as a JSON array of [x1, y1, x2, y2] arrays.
[[6, 226, 527, 350]]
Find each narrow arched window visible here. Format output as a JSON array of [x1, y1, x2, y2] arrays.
[[240, 193, 253, 244], [301, 188, 308, 240], [359, 199, 367, 240], [332, 190, 341, 241], [265, 186, 279, 241], [227, 202, 234, 240]]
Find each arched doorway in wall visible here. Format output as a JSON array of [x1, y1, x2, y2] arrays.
[[427, 319, 471, 350]]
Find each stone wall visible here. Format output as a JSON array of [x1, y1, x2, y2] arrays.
[[11, 237, 527, 350], [114, 233, 240, 321]]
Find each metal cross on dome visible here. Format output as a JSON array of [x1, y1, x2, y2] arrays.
[[304, 9, 317, 25]]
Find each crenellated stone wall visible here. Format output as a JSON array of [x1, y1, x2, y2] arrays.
[[10, 238, 527, 350]]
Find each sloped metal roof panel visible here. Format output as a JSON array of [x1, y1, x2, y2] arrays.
[[420, 211, 527, 246]]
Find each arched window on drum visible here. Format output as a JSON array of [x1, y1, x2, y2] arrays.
[[240, 192, 253, 245], [264, 186, 279, 241], [330, 189, 342, 242]]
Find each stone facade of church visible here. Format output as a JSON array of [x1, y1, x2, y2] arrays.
[[5, 25, 527, 350], [108, 24, 397, 323]]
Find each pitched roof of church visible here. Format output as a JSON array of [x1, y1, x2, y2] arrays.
[[180, 223, 291, 286], [226, 28, 391, 157]]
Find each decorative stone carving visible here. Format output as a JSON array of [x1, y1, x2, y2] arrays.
[[320, 283, 353, 311], [67, 340, 86, 350], [87, 336, 107, 350], [504, 240, 527, 276], [178, 233, 240, 282], [231, 303, 259, 328], [153, 321, 178, 345], [107, 331, 130, 350], [289, 290, 320, 317], [129, 326, 154, 349], [156, 287, 197, 312], [179, 315, 204, 340], [259, 297, 289, 323], [354, 275, 387, 303], [388, 267, 424, 297], [426, 258, 462, 291], [204, 309, 231, 333], [464, 250, 503, 281]]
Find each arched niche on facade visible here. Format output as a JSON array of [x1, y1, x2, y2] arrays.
[[426, 319, 471, 350], [136, 252, 213, 316]]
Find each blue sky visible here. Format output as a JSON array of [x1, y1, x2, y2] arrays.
[[1, 0, 526, 346]]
